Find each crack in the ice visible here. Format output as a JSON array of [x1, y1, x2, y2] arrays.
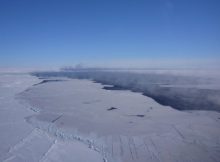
[[26, 116, 109, 162], [39, 140, 57, 162]]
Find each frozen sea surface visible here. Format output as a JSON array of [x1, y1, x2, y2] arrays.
[[0, 74, 104, 162], [17, 76, 220, 162]]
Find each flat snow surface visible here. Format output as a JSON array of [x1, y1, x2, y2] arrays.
[[0, 74, 104, 162], [19, 76, 220, 162], [1, 73, 220, 162]]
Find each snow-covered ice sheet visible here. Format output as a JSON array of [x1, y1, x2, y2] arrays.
[[19, 77, 220, 162], [0, 74, 104, 162]]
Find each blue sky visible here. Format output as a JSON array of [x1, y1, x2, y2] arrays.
[[0, 0, 220, 68]]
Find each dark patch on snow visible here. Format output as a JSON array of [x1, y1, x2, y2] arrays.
[[24, 88, 31, 92], [128, 114, 145, 118], [51, 114, 63, 123], [107, 107, 118, 111], [103, 85, 128, 91], [135, 115, 145, 117], [38, 77, 49, 79]]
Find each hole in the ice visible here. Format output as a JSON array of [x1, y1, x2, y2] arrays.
[[136, 115, 145, 117], [107, 107, 118, 111]]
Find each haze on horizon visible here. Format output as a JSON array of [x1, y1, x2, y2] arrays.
[[0, 0, 220, 69], [1, 1, 220, 161]]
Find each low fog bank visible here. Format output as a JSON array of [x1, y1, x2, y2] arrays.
[[32, 69, 220, 112]]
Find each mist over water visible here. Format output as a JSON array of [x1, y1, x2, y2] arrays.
[[33, 68, 220, 112]]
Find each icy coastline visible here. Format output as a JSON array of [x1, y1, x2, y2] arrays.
[[19, 75, 220, 162], [1, 72, 220, 162]]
